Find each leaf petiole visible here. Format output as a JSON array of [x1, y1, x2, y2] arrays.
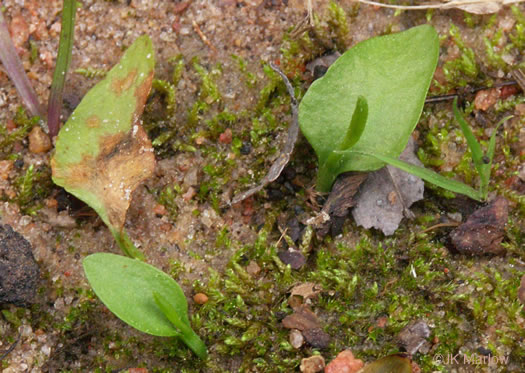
[[153, 291, 208, 360]]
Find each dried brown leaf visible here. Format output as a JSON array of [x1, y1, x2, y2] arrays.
[[357, 0, 524, 14]]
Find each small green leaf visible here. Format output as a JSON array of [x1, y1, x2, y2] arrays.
[[299, 25, 439, 192], [83, 253, 190, 337], [338, 95, 368, 151], [356, 151, 482, 201], [453, 98, 486, 176]]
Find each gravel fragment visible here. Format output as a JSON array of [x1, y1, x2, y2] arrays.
[[277, 250, 306, 270], [0, 224, 40, 306], [397, 320, 431, 355], [28, 126, 52, 153], [302, 327, 331, 349], [289, 328, 304, 349], [299, 355, 325, 373], [325, 350, 364, 373]]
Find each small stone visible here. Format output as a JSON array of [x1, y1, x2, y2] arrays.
[[397, 320, 431, 355], [153, 204, 167, 216], [9, 14, 30, 48], [282, 305, 321, 330], [182, 186, 196, 201], [219, 128, 232, 144], [28, 126, 52, 153], [376, 315, 388, 328], [450, 197, 509, 255], [277, 250, 306, 270], [193, 293, 208, 305], [246, 260, 261, 276], [303, 328, 331, 349], [300, 355, 325, 373], [474, 88, 500, 111], [0, 224, 40, 306], [289, 328, 304, 349], [325, 350, 364, 373], [0, 160, 14, 180], [239, 141, 252, 155]]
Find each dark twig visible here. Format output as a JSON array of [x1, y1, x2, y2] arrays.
[[48, 0, 77, 137], [425, 80, 519, 104], [0, 11, 44, 119], [231, 62, 299, 204], [0, 331, 21, 361]]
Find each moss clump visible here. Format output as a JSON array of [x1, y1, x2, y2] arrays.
[[0, 108, 38, 158]]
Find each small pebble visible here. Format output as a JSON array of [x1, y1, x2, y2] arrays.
[[193, 293, 208, 305], [246, 260, 261, 276], [299, 355, 325, 373], [28, 126, 52, 153], [219, 128, 232, 144], [325, 350, 364, 373], [289, 328, 304, 349], [0, 160, 13, 180], [240, 141, 252, 155], [153, 204, 167, 216]]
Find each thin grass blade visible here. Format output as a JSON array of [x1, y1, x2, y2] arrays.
[[354, 151, 483, 201], [453, 97, 485, 174], [0, 11, 43, 118], [478, 115, 512, 199], [47, 0, 77, 137]]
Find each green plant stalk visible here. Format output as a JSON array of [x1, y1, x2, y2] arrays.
[[111, 228, 145, 260], [153, 292, 208, 359], [317, 96, 368, 192], [48, 0, 77, 137]]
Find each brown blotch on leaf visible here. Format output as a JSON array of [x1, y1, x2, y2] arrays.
[[111, 69, 138, 96], [133, 72, 154, 124], [51, 124, 155, 231], [450, 197, 509, 255], [86, 115, 101, 128]]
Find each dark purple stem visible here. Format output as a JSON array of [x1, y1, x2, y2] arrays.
[[0, 11, 44, 119]]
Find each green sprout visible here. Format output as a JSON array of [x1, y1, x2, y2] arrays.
[[83, 253, 207, 359]]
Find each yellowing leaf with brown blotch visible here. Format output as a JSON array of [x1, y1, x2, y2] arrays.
[[51, 35, 155, 258]]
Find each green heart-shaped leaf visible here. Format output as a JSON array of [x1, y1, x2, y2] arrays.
[[299, 25, 439, 191]]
